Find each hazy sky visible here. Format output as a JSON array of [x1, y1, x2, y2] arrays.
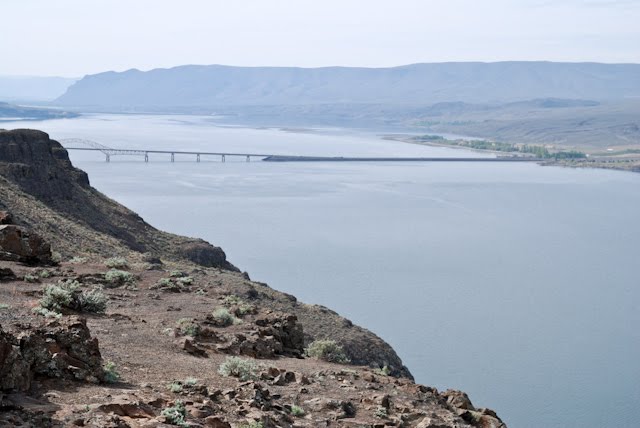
[[2, 0, 639, 77]]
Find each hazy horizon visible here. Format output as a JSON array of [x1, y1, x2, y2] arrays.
[[2, 0, 639, 77]]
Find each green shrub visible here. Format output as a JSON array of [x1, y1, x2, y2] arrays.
[[104, 269, 135, 287], [39, 269, 52, 279], [51, 251, 63, 264], [161, 400, 187, 426], [291, 405, 305, 417], [68, 256, 88, 264], [32, 306, 62, 319], [239, 422, 263, 428], [176, 276, 193, 286], [218, 356, 258, 381], [210, 308, 241, 327], [24, 273, 39, 283], [156, 278, 172, 287], [103, 361, 120, 383], [176, 318, 200, 337], [374, 365, 391, 376], [236, 303, 256, 317], [169, 270, 186, 278], [168, 381, 183, 393], [184, 377, 198, 386], [0, 303, 9, 310], [374, 407, 388, 418], [222, 295, 243, 306], [40, 280, 78, 312], [305, 339, 350, 363], [39, 280, 106, 314], [105, 257, 128, 269], [76, 288, 108, 313]]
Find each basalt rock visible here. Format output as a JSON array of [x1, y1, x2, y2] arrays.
[[0, 267, 16, 281], [0, 317, 104, 392], [0, 224, 52, 264], [179, 241, 239, 271], [216, 312, 304, 359]]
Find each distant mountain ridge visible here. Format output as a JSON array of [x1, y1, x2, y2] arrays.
[[0, 76, 77, 102], [55, 62, 640, 108]]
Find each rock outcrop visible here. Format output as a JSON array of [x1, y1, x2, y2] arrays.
[[0, 317, 104, 392], [0, 224, 52, 264]]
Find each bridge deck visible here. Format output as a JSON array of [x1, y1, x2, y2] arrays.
[[64, 147, 541, 162]]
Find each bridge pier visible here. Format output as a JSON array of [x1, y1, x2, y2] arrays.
[[144, 153, 149, 163], [221, 154, 226, 163], [197, 154, 200, 162], [105, 154, 110, 163], [171, 153, 175, 163], [246, 155, 250, 162]]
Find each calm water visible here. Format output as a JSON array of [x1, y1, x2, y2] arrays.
[[5, 115, 640, 428]]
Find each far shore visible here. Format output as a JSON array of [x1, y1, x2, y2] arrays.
[[387, 134, 640, 174]]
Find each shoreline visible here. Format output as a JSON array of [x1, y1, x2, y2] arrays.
[[389, 135, 640, 174]]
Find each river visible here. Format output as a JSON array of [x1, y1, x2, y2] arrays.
[[3, 114, 639, 428]]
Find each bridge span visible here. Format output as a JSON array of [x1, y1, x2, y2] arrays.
[[60, 139, 543, 163]]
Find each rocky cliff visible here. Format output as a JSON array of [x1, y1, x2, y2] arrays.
[[0, 129, 506, 427]]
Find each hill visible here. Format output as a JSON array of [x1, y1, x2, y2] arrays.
[[0, 76, 77, 102], [55, 62, 640, 108]]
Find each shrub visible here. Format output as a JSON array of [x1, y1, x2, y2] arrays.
[[76, 288, 108, 313], [24, 273, 39, 283], [69, 256, 88, 264], [170, 270, 186, 278], [156, 278, 172, 287], [104, 269, 135, 287], [222, 295, 243, 306], [39, 269, 53, 279], [374, 407, 388, 418], [39, 280, 106, 314], [168, 381, 183, 393], [239, 422, 263, 428], [184, 377, 198, 386], [51, 251, 63, 264], [176, 318, 200, 337], [374, 365, 391, 376], [291, 405, 305, 417], [32, 306, 62, 319], [0, 303, 10, 310], [161, 400, 187, 426], [210, 308, 241, 327], [218, 356, 258, 381], [40, 280, 78, 312], [236, 303, 257, 317], [176, 276, 193, 286], [305, 339, 350, 363], [105, 257, 128, 269], [103, 361, 120, 383]]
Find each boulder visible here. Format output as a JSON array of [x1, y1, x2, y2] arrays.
[[0, 316, 104, 392], [0, 268, 16, 281], [441, 389, 475, 411], [0, 211, 12, 225], [0, 225, 52, 264], [179, 241, 238, 271], [216, 312, 304, 359]]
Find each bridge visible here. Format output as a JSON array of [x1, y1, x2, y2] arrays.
[[60, 139, 543, 163]]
